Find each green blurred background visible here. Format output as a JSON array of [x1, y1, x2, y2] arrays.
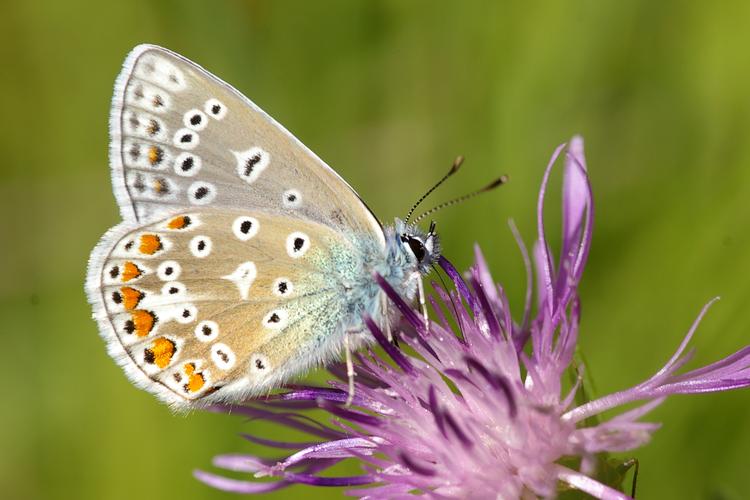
[[3, 1, 750, 498]]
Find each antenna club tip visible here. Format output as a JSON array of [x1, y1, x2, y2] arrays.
[[450, 155, 465, 173], [485, 175, 509, 190]]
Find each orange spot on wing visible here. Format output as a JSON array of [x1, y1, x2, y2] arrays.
[[145, 337, 176, 369], [120, 287, 143, 310], [121, 261, 142, 282], [139, 234, 162, 255], [167, 215, 191, 230], [131, 310, 156, 337], [187, 372, 205, 393], [180, 362, 206, 393], [153, 178, 167, 194], [147, 145, 163, 166]]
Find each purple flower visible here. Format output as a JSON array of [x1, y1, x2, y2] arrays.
[[195, 137, 750, 499]]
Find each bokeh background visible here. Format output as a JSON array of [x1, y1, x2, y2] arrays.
[[3, 1, 750, 498]]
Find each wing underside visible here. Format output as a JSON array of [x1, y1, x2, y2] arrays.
[[87, 209, 372, 409], [110, 44, 384, 246]]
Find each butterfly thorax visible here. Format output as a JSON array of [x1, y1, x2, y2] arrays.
[[328, 218, 439, 336]]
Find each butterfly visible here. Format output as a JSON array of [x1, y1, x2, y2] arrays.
[[85, 44, 445, 410]]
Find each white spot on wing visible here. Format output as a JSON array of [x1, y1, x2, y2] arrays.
[[195, 320, 219, 342], [233, 147, 269, 184], [135, 55, 186, 91], [183, 109, 208, 131], [188, 181, 216, 205], [205, 98, 227, 120], [173, 128, 199, 150], [157, 261, 181, 281], [286, 232, 310, 258], [232, 216, 260, 241], [282, 189, 302, 208], [211, 343, 236, 370], [175, 304, 197, 324], [222, 261, 257, 300], [189, 236, 212, 258], [174, 152, 202, 177]]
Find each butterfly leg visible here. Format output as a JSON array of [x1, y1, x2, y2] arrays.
[[344, 332, 356, 407], [380, 292, 394, 343], [417, 276, 429, 329]]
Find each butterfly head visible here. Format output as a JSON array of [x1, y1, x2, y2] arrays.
[[396, 219, 440, 274]]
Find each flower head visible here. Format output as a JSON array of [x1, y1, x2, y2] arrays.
[[195, 137, 750, 499]]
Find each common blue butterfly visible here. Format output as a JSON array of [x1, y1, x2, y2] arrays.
[[85, 45, 450, 410]]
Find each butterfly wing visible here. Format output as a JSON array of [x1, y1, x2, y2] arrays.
[[109, 44, 384, 246], [89, 45, 391, 409], [87, 210, 374, 409]]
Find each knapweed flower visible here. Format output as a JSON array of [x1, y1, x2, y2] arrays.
[[195, 137, 750, 499]]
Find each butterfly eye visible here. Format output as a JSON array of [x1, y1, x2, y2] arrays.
[[406, 237, 427, 262]]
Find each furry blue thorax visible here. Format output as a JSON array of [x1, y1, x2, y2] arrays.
[[329, 218, 439, 336]]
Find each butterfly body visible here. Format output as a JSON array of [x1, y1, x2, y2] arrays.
[[87, 45, 439, 409]]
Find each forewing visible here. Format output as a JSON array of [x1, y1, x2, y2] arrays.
[[110, 44, 384, 246], [86, 209, 355, 410]]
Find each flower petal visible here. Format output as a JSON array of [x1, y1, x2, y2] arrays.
[[193, 469, 289, 494], [555, 465, 632, 500]]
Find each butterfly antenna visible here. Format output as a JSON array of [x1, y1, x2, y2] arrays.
[[405, 156, 464, 223], [413, 174, 509, 223]]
